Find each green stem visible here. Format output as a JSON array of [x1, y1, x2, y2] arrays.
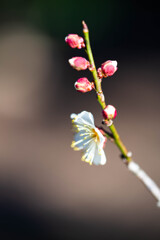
[[109, 123, 131, 162], [82, 21, 131, 163], [82, 21, 106, 109]]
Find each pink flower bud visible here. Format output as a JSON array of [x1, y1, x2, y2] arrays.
[[74, 78, 94, 93], [65, 34, 85, 49], [69, 57, 90, 71], [101, 60, 117, 77], [102, 105, 117, 120]]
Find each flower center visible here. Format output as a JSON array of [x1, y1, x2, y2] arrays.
[[92, 128, 100, 143]]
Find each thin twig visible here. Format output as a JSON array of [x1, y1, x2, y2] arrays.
[[82, 20, 160, 206]]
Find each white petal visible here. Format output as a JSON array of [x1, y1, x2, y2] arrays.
[[99, 150, 107, 165], [73, 111, 94, 127], [80, 111, 94, 125], [112, 60, 117, 69], [72, 131, 93, 150], [81, 141, 96, 164], [94, 127, 106, 148], [71, 110, 107, 166], [68, 58, 75, 66], [70, 113, 77, 119], [92, 145, 107, 165]]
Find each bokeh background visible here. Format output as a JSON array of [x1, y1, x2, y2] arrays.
[[0, 0, 160, 239]]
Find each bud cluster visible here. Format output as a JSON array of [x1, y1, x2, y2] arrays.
[[65, 28, 117, 120], [65, 33, 94, 93]]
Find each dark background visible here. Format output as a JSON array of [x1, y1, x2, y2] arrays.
[[0, 0, 160, 239]]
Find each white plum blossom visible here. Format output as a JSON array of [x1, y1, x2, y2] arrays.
[[70, 111, 107, 165]]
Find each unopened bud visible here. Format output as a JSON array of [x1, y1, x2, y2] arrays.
[[101, 60, 117, 77], [102, 105, 117, 120], [69, 57, 90, 71], [97, 68, 103, 79], [74, 78, 94, 93], [65, 34, 85, 49], [82, 20, 88, 33]]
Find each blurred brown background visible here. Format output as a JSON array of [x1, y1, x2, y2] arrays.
[[0, 0, 160, 239]]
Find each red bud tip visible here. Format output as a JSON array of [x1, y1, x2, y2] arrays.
[[74, 77, 94, 93], [65, 34, 85, 49], [102, 105, 117, 120], [82, 20, 88, 33], [68, 57, 90, 71], [100, 60, 117, 78]]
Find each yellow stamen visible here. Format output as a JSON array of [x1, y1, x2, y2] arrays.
[[71, 139, 83, 148]]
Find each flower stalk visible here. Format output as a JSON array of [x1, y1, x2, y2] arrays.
[[82, 21, 106, 109], [82, 21, 131, 163], [81, 20, 160, 205], [67, 21, 160, 206]]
